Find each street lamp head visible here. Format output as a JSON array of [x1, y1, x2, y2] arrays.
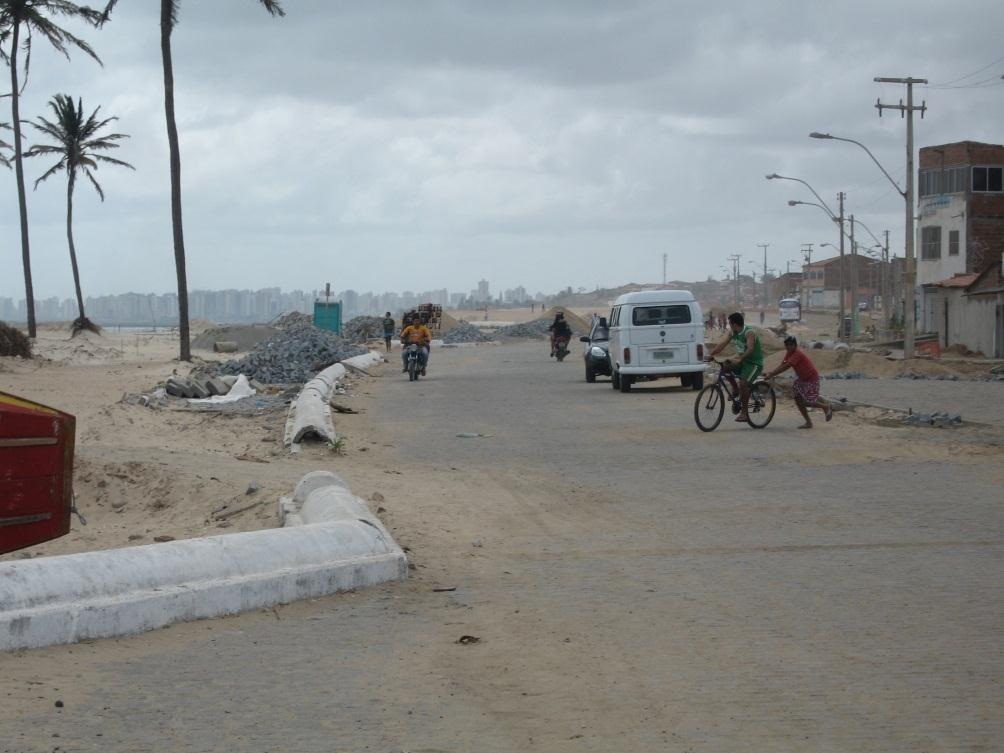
[[787, 200, 800, 206], [809, 132, 832, 140], [765, 173, 780, 180]]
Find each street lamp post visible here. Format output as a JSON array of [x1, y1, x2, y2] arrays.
[[810, 127, 919, 356], [788, 197, 848, 338], [845, 216, 892, 331]]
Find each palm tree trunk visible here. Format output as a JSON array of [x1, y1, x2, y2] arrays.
[[9, 21, 37, 338], [161, 0, 191, 361], [65, 174, 86, 323]]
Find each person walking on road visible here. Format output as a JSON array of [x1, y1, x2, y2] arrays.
[[763, 336, 833, 429], [382, 312, 396, 352]]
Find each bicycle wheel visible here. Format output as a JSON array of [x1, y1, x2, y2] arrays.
[[746, 382, 776, 428], [694, 384, 725, 432]]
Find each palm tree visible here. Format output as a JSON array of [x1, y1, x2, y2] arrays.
[[0, 1, 104, 339], [26, 94, 133, 334], [101, 0, 285, 361]]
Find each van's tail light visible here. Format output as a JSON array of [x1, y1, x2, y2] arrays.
[[697, 344, 704, 360], [623, 347, 631, 364]]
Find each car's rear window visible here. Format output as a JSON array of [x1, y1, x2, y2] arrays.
[[631, 305, 692, 326]]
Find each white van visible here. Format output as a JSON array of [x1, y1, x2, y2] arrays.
[[607, 290, 706, 392]]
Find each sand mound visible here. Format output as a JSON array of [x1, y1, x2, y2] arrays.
[[192, 325, 279, 352], [761, 347, 998, 380], [540, 306, 590, 334], [440, 310, 461, 333]]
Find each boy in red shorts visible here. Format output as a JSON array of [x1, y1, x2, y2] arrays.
[[763, 336, 833, 429]]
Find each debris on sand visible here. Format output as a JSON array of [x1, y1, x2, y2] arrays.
[[0, 321, 31, 358]]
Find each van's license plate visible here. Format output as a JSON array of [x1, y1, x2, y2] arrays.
[[653, 349, 675, 360]]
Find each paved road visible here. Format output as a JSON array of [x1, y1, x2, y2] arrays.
[[2, 342, 1002, 752]]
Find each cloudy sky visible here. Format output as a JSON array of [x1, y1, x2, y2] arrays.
[[2, 0, 1003, 301]]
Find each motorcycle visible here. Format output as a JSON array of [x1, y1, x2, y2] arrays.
[[553, 335, 570, 362], [405, 343, 424, 381]]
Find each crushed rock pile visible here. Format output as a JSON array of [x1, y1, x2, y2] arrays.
[[215, 314, 366, 384], [343, 315, 386, 343], [443, 321, 493, 344], [0, 321, 31, 358], [495, 319, 552, 339]]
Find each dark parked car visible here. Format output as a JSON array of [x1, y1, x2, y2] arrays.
[[580, 317, 611, 383]]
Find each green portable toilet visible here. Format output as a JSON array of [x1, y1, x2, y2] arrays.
[[313, 299, 342, 334]]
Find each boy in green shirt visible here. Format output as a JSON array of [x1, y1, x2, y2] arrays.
[[707, 312, 763, 422]]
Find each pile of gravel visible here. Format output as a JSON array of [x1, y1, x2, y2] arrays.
[[443, 321, 493, 344], [903, 411, 963, 427], [495, 319, 552, 339], [216, 315, 366, 384], [343, 315, 386, 343]]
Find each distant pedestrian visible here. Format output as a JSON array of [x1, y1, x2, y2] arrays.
[[763, 336, 833, 429], [759, 310, 765, 326], [382, 312, 395, 352]]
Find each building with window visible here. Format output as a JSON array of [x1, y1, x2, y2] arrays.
[[799, 255, 882, 311], [917, 141, 1004, 333]]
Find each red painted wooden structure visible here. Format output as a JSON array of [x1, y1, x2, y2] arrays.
[[0, 392, 75, 555]]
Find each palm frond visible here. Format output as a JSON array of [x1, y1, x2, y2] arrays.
[[83, 166, 105, 201], [259, 0, 285, 18], [31, 159, 67, 189]]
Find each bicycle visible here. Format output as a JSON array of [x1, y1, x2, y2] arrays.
[[694, 359, 776, 432]]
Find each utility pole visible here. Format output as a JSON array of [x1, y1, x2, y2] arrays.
[[662, 253, 667, 285], [882, 229, 891, 331], [800, 244, 813, 312], [849, 215, 859, 336], [728, 254, 741, 309], [837, 192, 846, 340], [875, 75, 927, 358], [756, 243, 769, 311]]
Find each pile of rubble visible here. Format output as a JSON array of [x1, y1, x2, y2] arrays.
[[164, 374, 265, 399], [903, 411, 963, 427], [825, 372, 873, 380], [342, 315, 386, 343], [443, 321, 493, 344], [495, 319, 552, 339], [215, 314, 366, 384]]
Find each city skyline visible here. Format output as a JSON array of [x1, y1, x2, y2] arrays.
[[0, 280, 545, 325]]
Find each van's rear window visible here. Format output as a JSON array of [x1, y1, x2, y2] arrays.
[[632, 305, 692, 326]]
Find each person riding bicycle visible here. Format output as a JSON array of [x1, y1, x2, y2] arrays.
[[399, 315, 431, 375], [707, 312, 763, 423], [763, 335, 833, 428], [549, 312, 572, 357]]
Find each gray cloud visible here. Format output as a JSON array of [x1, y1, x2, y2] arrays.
[[2, 0, 1003, 301]]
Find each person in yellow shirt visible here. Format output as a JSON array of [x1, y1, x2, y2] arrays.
[[399, 316, 432, 375]]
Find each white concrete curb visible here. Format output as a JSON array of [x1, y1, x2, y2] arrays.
[[0, 472, 406, 651], [284, 351, 384, 448]]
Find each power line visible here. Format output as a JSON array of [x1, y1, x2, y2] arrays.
[[929, 55, 1004, 87], [929, 76, 1004, 90]]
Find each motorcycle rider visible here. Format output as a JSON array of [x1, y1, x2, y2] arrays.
[[548, 311, 572, 357], [399, 315, 432, 375]]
